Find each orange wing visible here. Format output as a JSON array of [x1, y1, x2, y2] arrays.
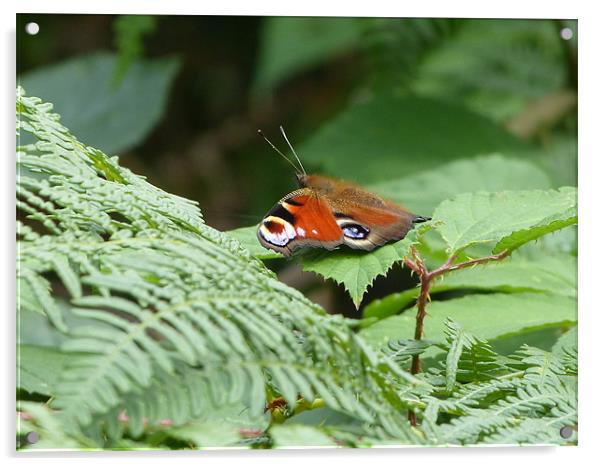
[[257, 191, 344, 256]]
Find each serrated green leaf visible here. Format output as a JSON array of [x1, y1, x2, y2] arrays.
[[359, 293, 576, 349], [433, 188, 577, 254], [363, 252, 576, 321], [370, 154, 551, 216], [438, 252, 576, 296], [302, 230, 418, 308]]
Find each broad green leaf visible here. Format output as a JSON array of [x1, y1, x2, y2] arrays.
[[302, 230, 418, 308], [299, 94, 528, 184], [369, 154, 551, 216], [228, 225, 423, 307], [363, 253, 576, 321], [270, 424, 336, 447], [491, 327, 567, 355], [359, 293, 576, 349], [19, 52, 180, 154], [253, 17, 364, 93], [225, 225, 283, 260], [433, 188, 577, 254], [439, 252, 576, 296], [17, 345, 73, 395]]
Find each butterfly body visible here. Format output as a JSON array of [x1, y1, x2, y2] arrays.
[[258, 174, 429, 257]]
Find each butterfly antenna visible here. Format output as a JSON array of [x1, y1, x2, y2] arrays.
[[279, 126, 307, 176], [257, 129, 302, 175]]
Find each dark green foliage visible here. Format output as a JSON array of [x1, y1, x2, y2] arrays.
[[16, 15, 577, 450]]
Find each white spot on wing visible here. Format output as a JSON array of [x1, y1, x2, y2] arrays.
[[297, 227, 306, 237]]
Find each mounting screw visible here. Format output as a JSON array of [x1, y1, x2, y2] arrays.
[[25, 22, 40, 35], [559, 425, 574, 439], [560, 27, 573, 41], [24, 431, 39, 444]]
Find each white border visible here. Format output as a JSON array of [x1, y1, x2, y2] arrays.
[[3, 1, 601, 465], [10, 0, 582, 18]]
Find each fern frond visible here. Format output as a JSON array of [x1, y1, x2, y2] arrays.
[[438, 409, 516, 445], [443, 378, 518, 412], [16, 87, 424, 445], [383, 338, 437, 364], [510, 345, 566, 386], [420, 321, 577, 445], [442, 319, 506, 391], [484, 405, 576, 445], [552, 327, 577, 376]]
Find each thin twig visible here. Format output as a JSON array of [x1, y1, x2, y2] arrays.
[[430, 250, 509, 279], [404, 248, 510, 427]]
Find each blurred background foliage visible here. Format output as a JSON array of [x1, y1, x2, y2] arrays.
[[17, 14, 577, 317]]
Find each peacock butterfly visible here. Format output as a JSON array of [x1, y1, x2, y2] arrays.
[[257, 128, 430, 257]]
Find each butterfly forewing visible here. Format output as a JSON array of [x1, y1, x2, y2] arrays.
[[257, 191, 343, 256]]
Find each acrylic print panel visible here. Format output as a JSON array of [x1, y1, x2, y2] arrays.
[[16, 14, 577, 451]]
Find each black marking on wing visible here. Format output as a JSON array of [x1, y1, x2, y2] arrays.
[[266, 203, 295, 225], [284, 197, 304, 207]]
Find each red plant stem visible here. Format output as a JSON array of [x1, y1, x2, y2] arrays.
[[410, 266, 430, 374], [403, 247, 509, 427], [429, 250, 509, 280]]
